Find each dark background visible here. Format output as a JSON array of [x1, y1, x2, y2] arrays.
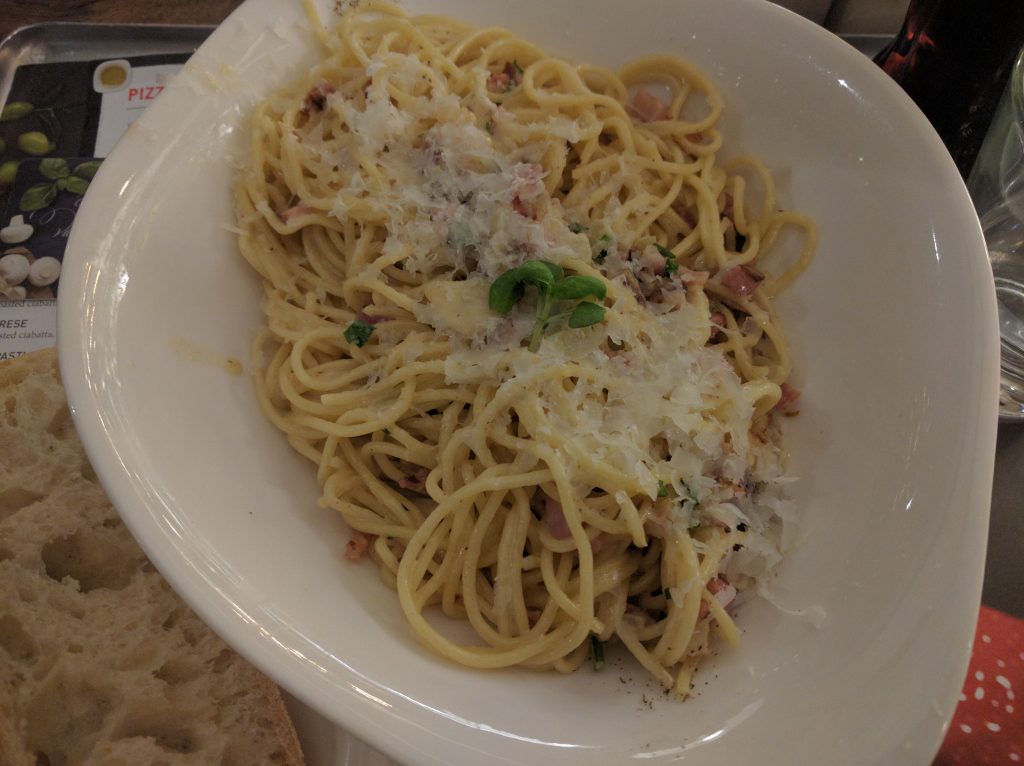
[[0, 0, 245, 40]]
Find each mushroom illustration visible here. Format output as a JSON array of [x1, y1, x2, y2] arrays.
[[0, 215, 33, 244], [0, 253, 30, 285], [28, 256, 60, 287]]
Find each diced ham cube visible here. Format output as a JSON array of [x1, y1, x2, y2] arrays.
[[629, 88, 670, 122], [720, 265, 763, 296]]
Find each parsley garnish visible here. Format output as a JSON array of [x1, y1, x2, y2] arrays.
[[657, 480, 669, 498], [655, 244, 680, 276], [484, 120, 494, 134], [488, 260, 607, 351], [344, 319, 375, 348]]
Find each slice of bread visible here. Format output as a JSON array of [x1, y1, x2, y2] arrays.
[[0, 348, 306, 766]]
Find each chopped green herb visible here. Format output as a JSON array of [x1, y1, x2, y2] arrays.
[[568, 222, 587, 234], [590, 636, 605, 671], [344, 319, 375, 347], [657, 480, 669, 498], [593, 234, 612, 265], [484, 120, 494, 134], [655, 244, 680, 276], [513, 60, 524, 75]]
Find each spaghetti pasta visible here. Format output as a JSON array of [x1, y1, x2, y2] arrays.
[[235, 2, 815, 694]]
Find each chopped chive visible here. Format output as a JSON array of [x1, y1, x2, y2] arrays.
[[657, 480, 669, 498], [484, 120, 494, 134], [591, 636, 605, 671]]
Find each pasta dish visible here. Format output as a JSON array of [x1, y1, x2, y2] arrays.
[[235, 2, 815, 695]]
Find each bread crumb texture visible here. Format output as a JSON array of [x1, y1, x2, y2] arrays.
[[0, 349, 305, 766]]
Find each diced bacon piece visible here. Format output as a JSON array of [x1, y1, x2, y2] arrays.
[[303, 80, 336, 113], [544, 495, 571, 539], [707, 577, 729, 595], [511, 194, 535, 219], [279, 203, 314, 222], [773, 382, 801, 412], [345, 531, 373, 561], [708, 311, 727, 342], [720, 264, 763, 296], [503, 60, 523, 86], [697, 577, 737, 616], [640, 247, 667, 275], [488, 71, 511, 91], [399, 467, 430, 491], [488, 61, 523, 91], [629, 88, 670, 122], [707, 577, 737, 611], [511, 162, 545, 199]]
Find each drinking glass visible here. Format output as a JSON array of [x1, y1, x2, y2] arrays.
[[968, 47, 1024, 419]]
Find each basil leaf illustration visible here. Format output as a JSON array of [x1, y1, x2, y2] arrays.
[[63, 175, 90, 195], [39, 158, 70, 180], [73, 160, 102, 180], [20, 182, 57, 212]]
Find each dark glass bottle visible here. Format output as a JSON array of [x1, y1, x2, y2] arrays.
[[873, 0, 1024, 177]]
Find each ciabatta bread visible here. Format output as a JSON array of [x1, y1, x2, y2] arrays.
[[0, 348, 305, 766]]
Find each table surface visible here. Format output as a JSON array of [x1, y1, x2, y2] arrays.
[[2, 1, 1019, 620]]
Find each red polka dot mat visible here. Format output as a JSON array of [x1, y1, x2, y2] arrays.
[[934, 606, 1023, 765]]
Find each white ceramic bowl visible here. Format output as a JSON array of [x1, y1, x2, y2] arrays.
[[58, 0, 1000, 764]]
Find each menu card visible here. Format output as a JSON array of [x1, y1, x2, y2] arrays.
[[0, 53, 189, 360]]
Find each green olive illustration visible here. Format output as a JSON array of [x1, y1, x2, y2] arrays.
[[17, 131, 53, 156], [0, 102, 34, 122], [0, 160, 17, 186]]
